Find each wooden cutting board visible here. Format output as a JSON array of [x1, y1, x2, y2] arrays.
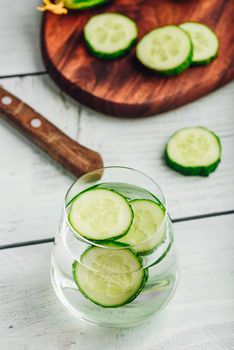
[[41, 0, 234, 118]]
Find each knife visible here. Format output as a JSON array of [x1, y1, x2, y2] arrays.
[[0, 86, 103, 177]]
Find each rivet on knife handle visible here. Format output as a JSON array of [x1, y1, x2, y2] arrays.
[[0, 86, 103, 177]]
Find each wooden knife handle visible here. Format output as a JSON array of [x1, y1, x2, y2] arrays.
[[0, 86, 103, 177]]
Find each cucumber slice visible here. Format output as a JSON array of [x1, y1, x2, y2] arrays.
[[64, 0, 109, 10], [73, 246, 148, 307], [136, 25, 192, 75], [165, 127, 221, 176], [180, 22, 219, 65], [68, 188, 133, 241], [84, 13, 138, 59], [118, 200, 166, 255]]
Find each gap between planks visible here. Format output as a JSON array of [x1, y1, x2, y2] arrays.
[[0, 209, 233, 251], [0, 71, 47, 80]]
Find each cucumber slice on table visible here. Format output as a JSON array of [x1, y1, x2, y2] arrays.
[[84, 13, 138, 59], [136, 25, 193, 75], [165, 127, 221, 176], [68, 188, 133, 241], [73, 246, 148, 307], [180, 22, 219, 65], [118, 200, 166, 255], [64, 0, 109, 10]]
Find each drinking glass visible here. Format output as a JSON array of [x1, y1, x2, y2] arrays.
[[51, 166, 179, 327]]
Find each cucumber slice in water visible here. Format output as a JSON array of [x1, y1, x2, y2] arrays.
[[64, 0, 109, 10], [118, 199, 166, 255], [180, 22, 219, 65], [136, 25, 192, 75], [73, 246, 148, 307], [84, 13, 138, 59], [68, 188, 133, 241], [165, 127, 221, 176]]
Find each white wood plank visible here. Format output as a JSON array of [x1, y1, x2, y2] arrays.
[[79, 81, 234, 219], [0, 0, 43, 76], [0, 76, 234, 246], [0, 214, 233, 349], [0, 75, 79, 246]]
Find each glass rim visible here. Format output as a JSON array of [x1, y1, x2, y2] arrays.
[[64, 166, 168, 250]]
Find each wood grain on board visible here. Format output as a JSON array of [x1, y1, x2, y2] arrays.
[[42, 0, 234, 117]]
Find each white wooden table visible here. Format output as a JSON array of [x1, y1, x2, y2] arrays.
[[0, 2, 234, 349]]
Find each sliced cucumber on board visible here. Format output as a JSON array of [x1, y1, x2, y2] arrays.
[[180, 22, 219, 65], [64, 0, 110, 10], [165, 127, 221, 176], [73, 246, 148, 307], [136, 25, 193, 75], [118, 199, 166, 255], [68, 188, 133, 241], [84, 13, 138, 59]]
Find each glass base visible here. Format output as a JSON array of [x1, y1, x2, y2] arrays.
[[51, 250, 179, 328]]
